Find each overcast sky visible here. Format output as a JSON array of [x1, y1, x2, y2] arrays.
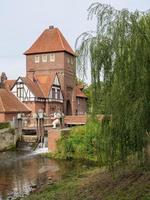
[[0, 0, 150, 81]]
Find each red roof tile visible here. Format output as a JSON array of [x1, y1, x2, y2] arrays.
[[5, 80, 16, 90], [0, 88, 31, 113], [35, 73, 56, 97], [56, 73, 64, 94], [76, 86, 87, 98], [24, 28, 75, 56], [14, 74, 62, 98], [20, 77, 44, 98]]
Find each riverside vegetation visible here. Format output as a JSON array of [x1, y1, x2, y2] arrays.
[[24, 117, 150, 200], [22, 2, 150, 199]]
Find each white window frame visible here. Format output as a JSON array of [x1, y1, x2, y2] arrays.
[[67, 57, 70, 64], [35, 55, 40, 63], [42, 54, 47, 62], [50, 53, 55, 62]]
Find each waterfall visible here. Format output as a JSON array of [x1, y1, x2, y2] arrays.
[[33, 136, 48, 154]]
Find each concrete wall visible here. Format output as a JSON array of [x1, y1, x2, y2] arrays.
[[0, 128, 17, 151]]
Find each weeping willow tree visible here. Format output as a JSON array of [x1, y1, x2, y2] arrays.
[[76, 3, 150, 168]]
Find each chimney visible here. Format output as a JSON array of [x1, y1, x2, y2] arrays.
[[49, 25, 54, 29]]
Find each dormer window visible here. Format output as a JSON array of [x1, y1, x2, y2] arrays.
[[35, 55, 40, 63], [57, 89, 60, 99], [42, 54, 47, 62], [50, 53, 55, 62], [51, 87, 62, 100], [52, 88, 55, 99]]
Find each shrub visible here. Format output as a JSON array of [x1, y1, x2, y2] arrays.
[[0, 122, 10, 130], [57, 118, 101, 162]]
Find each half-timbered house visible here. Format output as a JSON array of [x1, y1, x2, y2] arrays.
[[11, 73, 64, 115], [10, 26, 87, 116]]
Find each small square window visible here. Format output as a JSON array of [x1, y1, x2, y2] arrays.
[[67, 57, 70, 64], [71, 58, 74, 65], [77, 98, 80, 105], [35, 55, 40, 63], [42, 54, 47, 62], [50, 53, 55, 62]]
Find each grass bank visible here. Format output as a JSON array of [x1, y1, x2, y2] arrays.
[[22, 166, 150, 200]]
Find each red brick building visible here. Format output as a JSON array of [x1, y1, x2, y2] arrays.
[[11, 26, 87, 116], [0, 88, 31, 122]]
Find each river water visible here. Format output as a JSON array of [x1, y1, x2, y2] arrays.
[[0, 150, 88, 200]]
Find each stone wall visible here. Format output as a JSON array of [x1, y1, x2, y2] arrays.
[[0, 128, 17, 151]]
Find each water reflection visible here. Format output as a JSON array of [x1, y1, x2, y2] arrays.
[[0, 151, 61, 200], [0, 151, 95, 200]]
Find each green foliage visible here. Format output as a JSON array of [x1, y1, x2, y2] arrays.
[[57, 119, 101, 162], [0, 122, 10, 130], [76, 3, 150, 168], [84, 83, 105, 114]]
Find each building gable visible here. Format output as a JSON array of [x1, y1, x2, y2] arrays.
[[49, 74, 63, 102], [11, 77, 36, 101], [53, 75, 60, 86]]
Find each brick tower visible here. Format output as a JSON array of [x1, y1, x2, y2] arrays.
[[24, 26, 76, 115]]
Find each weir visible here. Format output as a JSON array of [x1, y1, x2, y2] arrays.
[[15, 113, 87, 152], [15, 111, 49, 151]]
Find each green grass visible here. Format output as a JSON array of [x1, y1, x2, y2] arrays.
[[22, 167, 150, 200]]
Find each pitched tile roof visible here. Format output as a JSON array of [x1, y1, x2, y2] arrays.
[[57, 73, 65, 94], [0, 88, 31, 113], [5, 80, 16, 90], [14, 74, 62, 99], [76, 85, 87, 98], [24, 27, 75, 56], [35, 72, 56, 97], [20, 77, 44, 98]]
